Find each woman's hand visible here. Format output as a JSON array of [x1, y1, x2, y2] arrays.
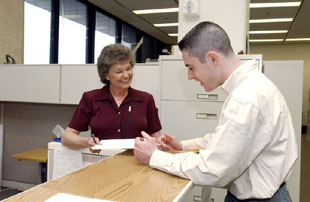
[[88, 135, 101, 153]]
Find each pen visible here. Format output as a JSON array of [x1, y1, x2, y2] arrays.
[[91, 134, 97, 144], [143, 137, 161, 146]]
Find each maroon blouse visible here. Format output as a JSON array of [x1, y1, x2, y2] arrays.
[[68, 85, 162, 140]]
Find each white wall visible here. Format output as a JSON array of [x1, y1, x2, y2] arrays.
[[250, 43, 310, 126], [178, 0, 249, 54]]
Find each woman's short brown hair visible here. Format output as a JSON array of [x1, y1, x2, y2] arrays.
[[97, 43, 135, 84]]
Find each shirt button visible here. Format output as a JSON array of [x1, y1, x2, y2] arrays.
[[117, 129, 120, 132], [118, 111, 120, 114]]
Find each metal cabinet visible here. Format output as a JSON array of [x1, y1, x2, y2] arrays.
[[161, 100, 223, 141], [263, 60, 303, 202]]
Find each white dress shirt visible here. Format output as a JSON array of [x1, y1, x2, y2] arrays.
[[150, 60, 298, 199]]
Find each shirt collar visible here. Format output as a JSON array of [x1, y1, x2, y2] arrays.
[[93, 85, 110, 101], [93, 85, 145, 102], [221, 59, 257, 94]]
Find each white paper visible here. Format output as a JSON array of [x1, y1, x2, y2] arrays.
[[52, 124, 64, 138], [92, 139, 135, 150], [44, 193, 114, 202], [53, 146, 83, 179]]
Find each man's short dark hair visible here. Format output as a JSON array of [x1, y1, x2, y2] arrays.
[[178, 21, 234, 63]]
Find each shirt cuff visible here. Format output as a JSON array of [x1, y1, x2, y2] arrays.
[[150, 150, 174, 170]]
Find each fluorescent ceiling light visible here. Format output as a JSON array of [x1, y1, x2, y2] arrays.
[[133, 8, 178, 14], [250, 2, 301, 8], [154, 23, 178, 27], [286, 38, 310, 41], [249, 30, 288, 34], [168, 33, 178, 36], [250, 18, 293, 23], [249, 39, 284, 42]]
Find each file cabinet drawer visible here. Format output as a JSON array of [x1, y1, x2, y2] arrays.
[[161, 59, 227, 102], [160, 100, 223, 140]]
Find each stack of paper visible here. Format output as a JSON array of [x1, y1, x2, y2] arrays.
[[91, 139, 135, 150], [44, 193, 115, 202]]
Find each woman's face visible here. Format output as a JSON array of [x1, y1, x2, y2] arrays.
[[106, 61, 133, 91]]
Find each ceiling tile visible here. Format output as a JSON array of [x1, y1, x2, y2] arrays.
[[250, 22, 291, 31], [250, 7, 298, 19], [251, 0, 301, 3], [138, 13, 178, 24], [287, 0, 310, 37], [249, 33, 286, 39], [116, 0, 178, 10], [157, 26, 178, 34]]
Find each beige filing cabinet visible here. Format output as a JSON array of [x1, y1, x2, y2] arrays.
[[263, 60, 302, 202], [159, 55, 262, 202]]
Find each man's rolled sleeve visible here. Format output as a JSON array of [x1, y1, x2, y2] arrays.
[[149, 150, 189, 179], [181, 133, 215, 150]]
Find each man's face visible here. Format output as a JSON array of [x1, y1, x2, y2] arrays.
[[182, 51, 219, 92]]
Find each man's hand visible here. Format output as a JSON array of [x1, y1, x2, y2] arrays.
[[158, 133, 182, 151], [134, 131, 158, 164]]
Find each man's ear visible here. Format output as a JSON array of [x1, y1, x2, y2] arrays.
[[206, 51, 219, 66]]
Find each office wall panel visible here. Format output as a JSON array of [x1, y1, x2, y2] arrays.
[[0, 65, 60, 103], [60, 65, 102, 104]]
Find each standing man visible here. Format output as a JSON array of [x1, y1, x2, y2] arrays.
[[134, 21, 297, 201]]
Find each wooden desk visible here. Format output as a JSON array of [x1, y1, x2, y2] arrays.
[[5, 150, 191, 202], [13, 147, 47, 163], [12, 147, 48, 182]]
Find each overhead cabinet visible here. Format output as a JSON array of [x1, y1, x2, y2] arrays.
[[0, 65, 60, 104], [60, 65, 102, 104], [0, 63, 161, 106]]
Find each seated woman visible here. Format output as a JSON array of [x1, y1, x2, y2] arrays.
[[62, 43, 161, 151]]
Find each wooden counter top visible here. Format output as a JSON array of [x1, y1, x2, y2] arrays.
[[5, 150, 190, 202]]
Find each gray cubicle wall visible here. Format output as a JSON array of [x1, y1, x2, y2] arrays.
[[2, 102, 76, 185]]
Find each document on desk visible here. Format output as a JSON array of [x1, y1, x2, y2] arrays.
[[53, 146, 83, 179], [91, 138, 135, 150], [44, 193, 115, 202]]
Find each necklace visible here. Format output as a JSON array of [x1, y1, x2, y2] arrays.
[[110, 90, 128, 106], [113, 94, 126, 103], [114, 96, 125, 101]]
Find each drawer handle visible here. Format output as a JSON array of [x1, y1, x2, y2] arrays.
[[193, 195, 202, 202], [196, 113, 217, 120], [197, 94, 218, 100]]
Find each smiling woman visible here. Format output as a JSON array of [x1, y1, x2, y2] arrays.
[[97, 44, 134, 107], [61, 43, 162, 152]]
